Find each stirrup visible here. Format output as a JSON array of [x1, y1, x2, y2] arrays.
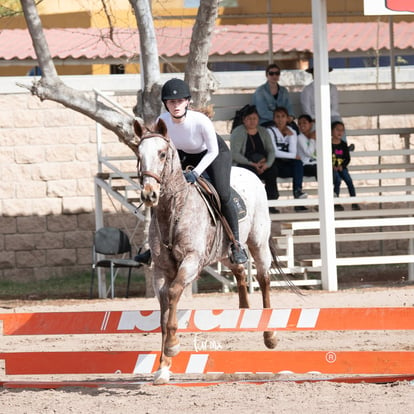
[[134, 248, 152, 265], [230, 242, 248, 264]]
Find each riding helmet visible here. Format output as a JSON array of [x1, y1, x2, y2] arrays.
[[161, 78, 191, 101]]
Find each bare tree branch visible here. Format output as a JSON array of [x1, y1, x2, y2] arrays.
[[19, 0, 138, 152], [100, 0, 115, 41]]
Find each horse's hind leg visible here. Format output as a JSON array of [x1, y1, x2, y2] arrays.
[[228, 263, 250, 309], [249, 247, 278, 349], [256, 268, 278, 348]]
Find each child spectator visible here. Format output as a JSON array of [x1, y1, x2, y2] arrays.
[[267, 107, 308, 211], [331, 121, 360, 211], [297, 114, 317, 179]]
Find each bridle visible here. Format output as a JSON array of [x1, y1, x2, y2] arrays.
[[136, 129, 189, 251], [137, 131, 171, 185]]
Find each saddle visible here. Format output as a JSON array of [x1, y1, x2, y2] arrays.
[[194, 176, 247, 244]]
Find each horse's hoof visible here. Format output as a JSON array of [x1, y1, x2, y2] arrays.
[[264, 331, 278, 349], [165, 343, 180, 357], [153, 367, 170, 385]]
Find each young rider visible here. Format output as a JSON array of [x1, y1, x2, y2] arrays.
[[135, 78, 248, 265]]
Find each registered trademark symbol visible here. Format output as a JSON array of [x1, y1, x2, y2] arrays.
[[325, 351, 337, 363]]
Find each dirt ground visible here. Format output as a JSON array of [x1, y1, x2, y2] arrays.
[[0, 285, 413, 414]]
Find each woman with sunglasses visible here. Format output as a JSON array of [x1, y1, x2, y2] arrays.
[[252, 63, 295, 128]]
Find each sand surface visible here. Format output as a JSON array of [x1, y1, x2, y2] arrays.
[[0, 286, 413, 414]]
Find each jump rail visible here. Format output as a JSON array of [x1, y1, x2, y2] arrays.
[[0, 308, 412, 385]]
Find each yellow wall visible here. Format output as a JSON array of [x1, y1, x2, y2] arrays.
[[5, 0, 401, 30], [2, 0, 412, 30]]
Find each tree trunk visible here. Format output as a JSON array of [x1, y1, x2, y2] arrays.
[[129, 0, 162, 125], [185, 0, 219, 109]]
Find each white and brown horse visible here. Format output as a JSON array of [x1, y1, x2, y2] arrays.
[[134, 119, 280, 384]]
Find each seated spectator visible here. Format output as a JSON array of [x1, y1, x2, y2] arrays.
[[267, 107, 308, 211], [331, 121, 360, 211], [230, 105, 280, 214], [297, 114, 317, 179], [301, 66, 354, 150], [252, 63, 297, 132]]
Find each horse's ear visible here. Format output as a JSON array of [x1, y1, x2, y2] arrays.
[[155, 118, 168, 136], [133, 119, 144, 138]]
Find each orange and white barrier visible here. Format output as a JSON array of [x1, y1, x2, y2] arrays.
[[0, 307, 413, 386], [0, 350, 413, 376], [1, 307, 413, 335]]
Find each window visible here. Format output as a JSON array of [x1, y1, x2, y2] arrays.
[[110, 64, 125, 74]]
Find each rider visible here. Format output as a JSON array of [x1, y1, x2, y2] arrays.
[[134, 78, 248, 265]]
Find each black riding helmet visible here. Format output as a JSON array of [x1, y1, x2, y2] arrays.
[[161, 78, 191, 118], [161, 78, 191, 101]]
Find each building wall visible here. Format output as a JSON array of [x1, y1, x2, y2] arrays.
[[0, 90, 145, 282]]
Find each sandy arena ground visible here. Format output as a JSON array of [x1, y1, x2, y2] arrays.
[[0, 285, 413, 414]]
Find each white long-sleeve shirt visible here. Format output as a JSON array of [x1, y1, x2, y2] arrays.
[[297, 132, 317, 166], [159, 110, 218, 177], [267, 126, 298, 159], [300, 81, 340, 120]]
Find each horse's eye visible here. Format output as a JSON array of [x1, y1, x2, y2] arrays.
[[159, 151, 166, 160]]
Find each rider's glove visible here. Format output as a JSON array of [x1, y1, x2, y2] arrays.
[[184, 171, 199, 183]]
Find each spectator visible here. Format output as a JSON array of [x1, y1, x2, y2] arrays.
[[267, 107, 308, 212], [331, 121, 360, 211], [252, 63, 296, 130], [297, 114, 317, 179], [230, 105, 280, 214], [301, 66, 354, 150]]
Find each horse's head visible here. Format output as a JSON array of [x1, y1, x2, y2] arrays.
[[134, 119, 171, 207]]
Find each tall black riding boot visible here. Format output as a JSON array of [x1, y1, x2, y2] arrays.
[[134, 248, 152, 265], [221, 200, 248, 264]]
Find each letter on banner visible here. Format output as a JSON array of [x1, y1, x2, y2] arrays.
[[193, 309, 241, 330], [117, 311, 160, 331]]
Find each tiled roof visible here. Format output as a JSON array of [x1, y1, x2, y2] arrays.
[[1, 21, 413, 62]]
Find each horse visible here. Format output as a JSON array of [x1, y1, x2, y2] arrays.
[[133, 118, 280, 384]]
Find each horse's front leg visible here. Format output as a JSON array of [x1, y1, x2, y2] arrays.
[[154, 280, 173, 385], [153, 257, 199, 385]]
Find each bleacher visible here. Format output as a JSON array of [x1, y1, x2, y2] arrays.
[[211, 87, 414, 284]]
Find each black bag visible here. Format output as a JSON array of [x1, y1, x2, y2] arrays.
[[231, 104, 251, 132]]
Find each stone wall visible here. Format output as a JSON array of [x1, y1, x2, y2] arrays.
[[0, 92, 144, 282]]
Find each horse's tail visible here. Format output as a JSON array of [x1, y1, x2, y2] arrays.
[[268, 236, 303, 295]]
